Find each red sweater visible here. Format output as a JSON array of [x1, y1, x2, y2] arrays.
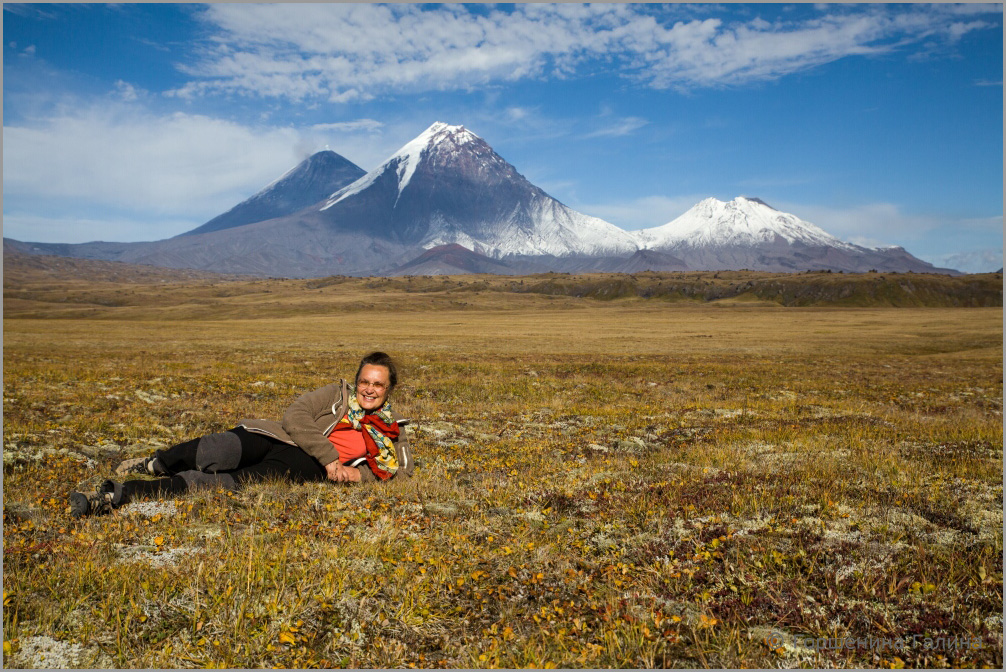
[[327, 417, 367, 464]]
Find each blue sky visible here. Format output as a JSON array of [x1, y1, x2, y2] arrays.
[[3, 3, 1002, 272]]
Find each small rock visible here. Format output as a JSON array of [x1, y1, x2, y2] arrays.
[[11, 634, 112, 669], [616, 437, 647, 452], [121, 501, 179, 518], [423, 502, 459, 517]]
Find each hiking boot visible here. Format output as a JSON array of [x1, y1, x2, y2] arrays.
[[114, 456, 166, 476], [114, 456, 148, 476], [68, 480, 126, 518]]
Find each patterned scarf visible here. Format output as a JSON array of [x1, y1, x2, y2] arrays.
[[346, 390, 400, 480]]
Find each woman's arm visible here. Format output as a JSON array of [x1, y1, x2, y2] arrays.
[[282, 382, 342, 467]]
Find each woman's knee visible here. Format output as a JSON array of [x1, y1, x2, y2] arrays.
[[194, 431, 243, 472]]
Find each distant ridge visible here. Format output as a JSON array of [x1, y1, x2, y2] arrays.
[[2, 239, 251, 283], [508, 270, 1002, 307], [3, 240, 999, 320]]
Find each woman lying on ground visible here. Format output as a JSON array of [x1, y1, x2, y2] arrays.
[[69, 351, 414, 517]]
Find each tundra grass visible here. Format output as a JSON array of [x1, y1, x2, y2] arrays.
[[3, 301, 1002, 668]]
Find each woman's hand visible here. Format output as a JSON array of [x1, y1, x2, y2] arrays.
[[325, 462, 361, 483]]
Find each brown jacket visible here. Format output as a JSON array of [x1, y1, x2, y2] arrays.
[[239, 379, 414, 483]]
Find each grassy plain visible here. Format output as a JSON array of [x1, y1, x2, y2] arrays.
[[3, 270, 1003, 668]]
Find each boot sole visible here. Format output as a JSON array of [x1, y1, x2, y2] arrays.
[[68, 492, 90, 518], [114, 457, 148, 476]]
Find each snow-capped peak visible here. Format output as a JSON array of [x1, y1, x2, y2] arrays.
[[314, 120, 638, 258], [391, 122, 476, 194], [322, 122, 477, 209], [416, 121, 477, 148], [635, 196, 858, 251]]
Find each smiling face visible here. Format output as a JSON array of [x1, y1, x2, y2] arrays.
[[356, 363, 392, 411]]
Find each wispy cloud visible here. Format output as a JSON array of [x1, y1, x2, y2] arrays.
[[167, 4, 999, 103], [3, 105, 303, 216], [113, 80, 146, 102], [586, 116, 649, 138], [773, 201, 1005, 256], [778, 200, 941, 245], [930, 248, 1003, 274], [2, 4, 58, 20], [310, 119, 384, 134]]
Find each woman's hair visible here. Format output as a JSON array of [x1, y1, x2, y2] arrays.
[[355, 351, 398, 391]]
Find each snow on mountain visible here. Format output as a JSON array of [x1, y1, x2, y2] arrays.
[[7, 121, 960, 277], [634, 196, 858, 251], [323, 122, 480, 209], [630, 196, 955, 274], [318, 122, 638, 258]]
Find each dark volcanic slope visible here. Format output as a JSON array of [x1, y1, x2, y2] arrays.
[[182, 150, 365, 236], [390, 243, 515, 276]]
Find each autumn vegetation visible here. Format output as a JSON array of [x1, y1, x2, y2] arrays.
[[3, 256, 1002, 668]]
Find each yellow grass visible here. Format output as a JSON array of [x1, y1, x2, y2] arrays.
[[3, 277, 1002, 668]]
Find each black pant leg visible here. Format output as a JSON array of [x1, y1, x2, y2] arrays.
[[154, 426, 272, 474], [122, 476, 189, 500], [230, 441, 327, 485], [139, 426, 325, 492], [229, 426, 277, 468], [154, 437, 201, 474]]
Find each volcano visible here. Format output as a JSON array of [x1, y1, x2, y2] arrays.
[[3, 124, 959, 277]]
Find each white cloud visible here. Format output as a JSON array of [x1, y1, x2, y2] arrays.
[[585, 116, 649, 138], [774, 200, 941, 244], [3, 105, 304, 218], [929, 249, 1003, 274], [771, 200, 1003, 269], [310, 119, 384, 134], [506, 107, 530, 121], [167, 4, 998, 102], [113, 80, 144, 102]]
